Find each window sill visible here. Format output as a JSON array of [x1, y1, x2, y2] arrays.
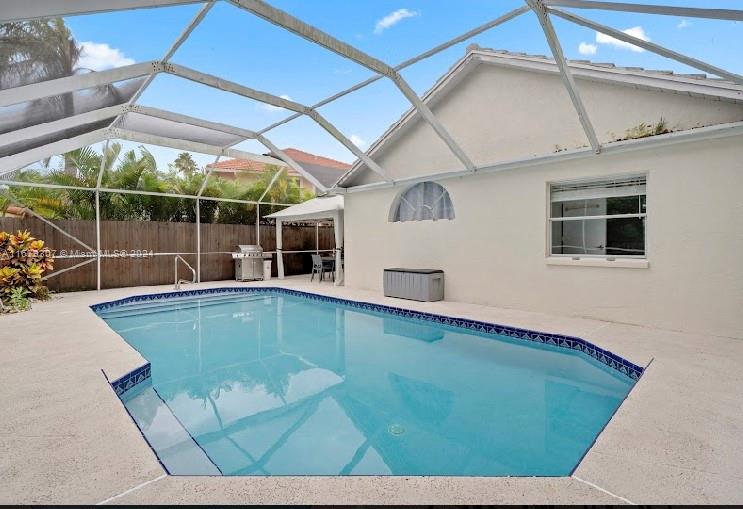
[[546, 257, 649, 269]]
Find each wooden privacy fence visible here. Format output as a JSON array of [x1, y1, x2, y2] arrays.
[[0, 217, 335, 291]]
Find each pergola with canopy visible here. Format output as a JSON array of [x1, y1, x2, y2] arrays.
[[266, 195, 344, 286], [1, 0, 741, 289]]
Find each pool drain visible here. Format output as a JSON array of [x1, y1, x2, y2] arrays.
[[388, 423, 405, 436]]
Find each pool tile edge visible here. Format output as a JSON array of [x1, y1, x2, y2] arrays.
[[93, 286, 644, 385]]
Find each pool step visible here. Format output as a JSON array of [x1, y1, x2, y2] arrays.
[[97, 293, 271, 318], [124, 384, 221, 475]]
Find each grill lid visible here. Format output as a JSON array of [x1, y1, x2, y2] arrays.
[[233, 244, 263, 258], [236, 244, 262, 253]]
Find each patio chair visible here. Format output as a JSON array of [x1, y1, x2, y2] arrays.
[[311, 254, 336, 282], [310, 254, 330, 282]]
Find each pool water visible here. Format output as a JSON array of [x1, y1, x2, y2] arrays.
[[98, 291, 635, 476]]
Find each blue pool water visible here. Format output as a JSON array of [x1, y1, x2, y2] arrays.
[[97, 290, 636, 476]]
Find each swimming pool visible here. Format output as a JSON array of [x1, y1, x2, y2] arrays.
[[94, 288, 642, 477]]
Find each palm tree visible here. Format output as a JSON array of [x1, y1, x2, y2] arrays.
[[0, 19, 80, 90], [0, 19, 81, 160], [5, 146, 312, 222], [0, 19, 131, 174]]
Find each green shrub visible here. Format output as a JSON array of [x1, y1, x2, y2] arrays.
[[8, 287, 30, 311]]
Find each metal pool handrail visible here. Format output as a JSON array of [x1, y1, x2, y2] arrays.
[[174, 255, 196, 290]]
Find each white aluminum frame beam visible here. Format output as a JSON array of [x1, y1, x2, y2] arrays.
[[1, 189, 96, 252], [230, 0, 475, 171], [0, 0, 204, 23], [0, 62, 157, 108], [2, 179, 295, 206], [0, 105, 122, 148], [0, 124, 286, 175], [256, 6, 529, 135], [163, 63, 390, 182], [0, 60, 367, 184], [336, 121, 743, 194], [549, 8, 743, 86], [127, 105, 256, 140], [110, 1, 216, 128], [527, 0, 601, 154], [0, 99, 328, 192], [542, 1, 743, 22], [254, 135, 326, 192], [125, 105, 327, 190], [0, 128, 110, 175], [110, 127, 285, 165], [196, 155, 221, 198], [257, 166, 286, 203]]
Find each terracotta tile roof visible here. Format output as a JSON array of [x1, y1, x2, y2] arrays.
[[280, 148, 351, 170], [206, 147, 351, 188], [208, 159, 260, 171], [3, 205, 28, 217]]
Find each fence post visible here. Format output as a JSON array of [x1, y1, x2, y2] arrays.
[[95, 139, 109, 292], [256, 203, 260, 245], [96, 190, 101, 291], [196, 199, 201, 283]]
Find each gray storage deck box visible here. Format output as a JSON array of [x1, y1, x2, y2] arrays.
[[383, 268, 444, 302]]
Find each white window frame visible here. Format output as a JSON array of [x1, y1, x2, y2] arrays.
[[547, 173, 648, 261]]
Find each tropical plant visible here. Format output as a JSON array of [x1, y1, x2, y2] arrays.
[[0, 230, 54, 308], [8, 287, 30, 311], [7, 149, 310, 223]]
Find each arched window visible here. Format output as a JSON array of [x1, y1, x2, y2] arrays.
[[389, 181, 455, 222]]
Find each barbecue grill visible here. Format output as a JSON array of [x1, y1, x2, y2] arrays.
[[232, 245, 264, 281]]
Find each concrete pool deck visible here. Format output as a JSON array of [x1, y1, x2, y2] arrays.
[[1, 277, 741, 504]]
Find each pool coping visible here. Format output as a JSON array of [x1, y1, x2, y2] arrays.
[[97, 286, 644, 399], [7, 278, 742, 504]]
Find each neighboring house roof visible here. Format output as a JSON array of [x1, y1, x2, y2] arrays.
[[207, 147, 350, 189], [3, 205, 28, 218], [280, 148, 351, 189], [339, 45, 743, 187]]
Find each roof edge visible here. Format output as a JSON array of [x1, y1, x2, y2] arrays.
[[339, 47, 743, 188]]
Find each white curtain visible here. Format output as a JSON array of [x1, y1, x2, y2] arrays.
[[276, 219, 284, 279], [392, 181, 455, 222], [334, 210, 344, 286]]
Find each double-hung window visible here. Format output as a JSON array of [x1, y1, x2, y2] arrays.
[[549, 175, 647, 258]]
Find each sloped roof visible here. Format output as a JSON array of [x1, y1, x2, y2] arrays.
[[281, 148, 351, 170], [207, 147, 350, 188], [266, 195, 343, 221], [338, 45, 743, 187]]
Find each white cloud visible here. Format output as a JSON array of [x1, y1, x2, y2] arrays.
[[677, 19, 692, 29], [595, 26, 649, 52], [78, 41, 134, 71], [260, 94, 293, 112], [578, 42, 597, 56], [374, 8, 419, 35], [350, 134, 367, 149]]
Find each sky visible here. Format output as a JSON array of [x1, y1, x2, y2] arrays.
[[56, 0, 743, 169]]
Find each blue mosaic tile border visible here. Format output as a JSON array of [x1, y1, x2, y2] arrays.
[[94, 287, 644, 382], [109, 362, 151, 396]]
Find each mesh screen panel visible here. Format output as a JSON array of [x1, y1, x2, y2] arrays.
[[0, 76, 144, 134], [119, 111, 244, 147]]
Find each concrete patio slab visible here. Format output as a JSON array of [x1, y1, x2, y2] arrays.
[[1, 276, 741, 504], [106, 475, 623, 505]]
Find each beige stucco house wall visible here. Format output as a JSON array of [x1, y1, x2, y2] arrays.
[[342, 50, 743, 339]]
